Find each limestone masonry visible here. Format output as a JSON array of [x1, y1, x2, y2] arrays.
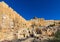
[[0, 1, 60, 42]]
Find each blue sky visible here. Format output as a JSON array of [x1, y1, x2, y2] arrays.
[[0, 0, 60, 20]]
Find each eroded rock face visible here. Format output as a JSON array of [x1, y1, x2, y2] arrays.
[[18, 28, 30, 39], [0, 1, 27, 41], [0, 1, 60, 42]]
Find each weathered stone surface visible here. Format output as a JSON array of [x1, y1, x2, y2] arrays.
[[0, 1, 60, 42], [0, 1, 27, 41]]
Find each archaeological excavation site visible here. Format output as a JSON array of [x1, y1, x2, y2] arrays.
[[0, 1, 60, 42]]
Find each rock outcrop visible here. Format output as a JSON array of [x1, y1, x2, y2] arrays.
[[0, 1, 27, 41], [0, 1, 60, 42]]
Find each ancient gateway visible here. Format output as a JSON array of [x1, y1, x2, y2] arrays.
[[0, 1, 60, 41]]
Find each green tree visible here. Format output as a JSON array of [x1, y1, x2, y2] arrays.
[[54, 30, 60, 40], [48, 30, 60, 42]]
